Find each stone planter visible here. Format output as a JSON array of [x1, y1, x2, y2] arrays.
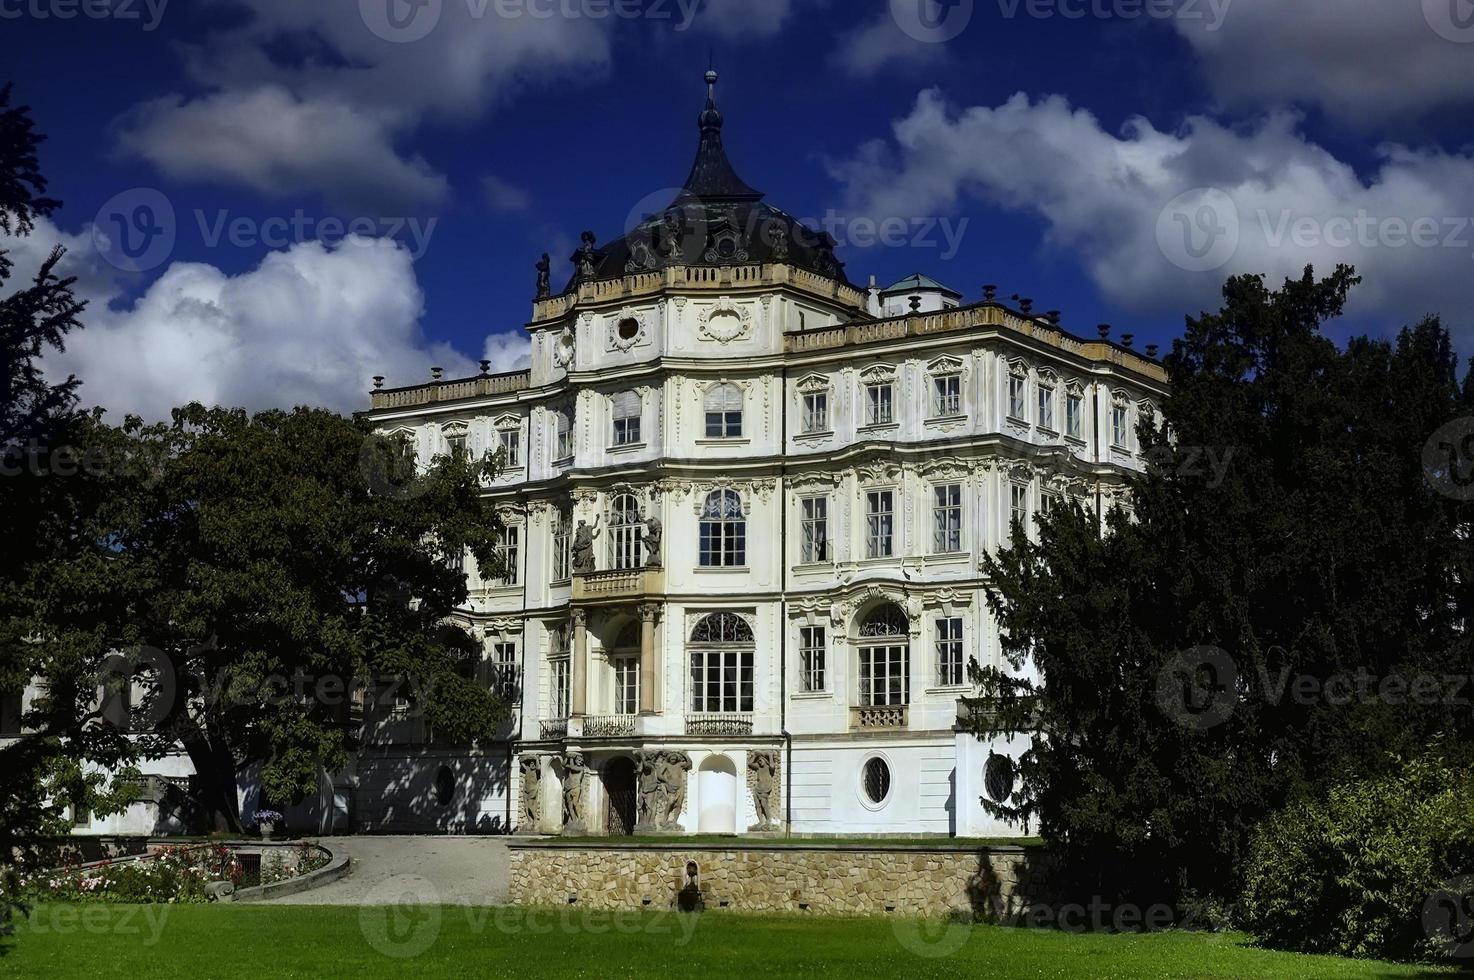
[[258, 822, 275, 839]]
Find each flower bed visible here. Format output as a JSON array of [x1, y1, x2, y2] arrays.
[[21, 842, 328, 904]]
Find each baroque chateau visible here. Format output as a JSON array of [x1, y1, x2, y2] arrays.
[[11, 72, 1166, 839]]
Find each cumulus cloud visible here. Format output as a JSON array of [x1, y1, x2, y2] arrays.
[[6, 221, 475, 420], [831, 89, 1474, 335], [1169, 0, 1474, 124], [832, 10, 938, 75]]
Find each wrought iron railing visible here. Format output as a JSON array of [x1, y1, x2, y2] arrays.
[[583, 714, 637, 738], [539, 718, 568, 740], [685, 713, 754, 736]]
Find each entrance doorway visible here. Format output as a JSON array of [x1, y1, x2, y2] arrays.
[[603, 757, 637, 836]]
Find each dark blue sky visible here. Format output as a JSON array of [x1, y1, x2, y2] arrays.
[[7, 0, 1474, 414]]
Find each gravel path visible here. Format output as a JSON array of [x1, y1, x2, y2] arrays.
[[262, 836, 515, 906]]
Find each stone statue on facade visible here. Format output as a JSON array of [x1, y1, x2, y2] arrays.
[[642, 516, 663, 567], [575, 230, 597, 281], [535, 253, 551, 299], [518, 755, 542, 830], [768, 222, 789, 261], [747, 750, 780, 831], [658, 207, 685, 260], [571, 516, 601, 574], [634, 750, 691, 833], [561, 752, 593, 834]]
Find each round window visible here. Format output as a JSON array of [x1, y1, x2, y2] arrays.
[[617, 317, 640, 341], [434, 766, 455, 807], [984, 754, 1016, 804], [862, 757, 891, 805]]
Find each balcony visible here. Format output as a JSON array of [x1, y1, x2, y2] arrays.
[[571, 567, 665, 604], [851, 705, 909, 731], [582, 714, 637, 738], [539, 718, 568, 740], [685, 713, 754, 736]]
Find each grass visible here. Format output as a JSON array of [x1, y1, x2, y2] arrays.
[[0, 904, 1458, 978], [544, 835, 1044, 848]]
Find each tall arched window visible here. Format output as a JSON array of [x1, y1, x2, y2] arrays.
[[857, 604, 910, 707], [689, 613, 755, 714], [703, 384, 743, 438], [699, 490, 746, 567], [608, 493, 644, 570]]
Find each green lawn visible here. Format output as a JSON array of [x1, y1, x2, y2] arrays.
[[0, 904, 1457, 978], [546, 834, 1043, 848]]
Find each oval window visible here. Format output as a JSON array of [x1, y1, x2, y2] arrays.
[[862, 757, 891, 805], [984, 754, 1016, 804], [434, 765, 455, 807], [617, 317, 640, 341]]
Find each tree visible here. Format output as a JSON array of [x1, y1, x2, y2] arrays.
[[19, 405, 513, 833], [0, 82, 90, 940], [966, 267, 1474, 907]]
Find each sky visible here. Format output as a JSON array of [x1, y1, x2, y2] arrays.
[[7, 0, 1474, 418]]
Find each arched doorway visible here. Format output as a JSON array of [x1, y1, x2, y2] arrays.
[[697, 755, 738, 834], [603, 756, 637, 836]]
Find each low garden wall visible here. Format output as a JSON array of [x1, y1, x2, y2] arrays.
[[507, 842, 1054, 918]]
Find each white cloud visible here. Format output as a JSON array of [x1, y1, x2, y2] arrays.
[[831, 89, 1474, 335], [7, 221, 476, 419], [832, 10, 937, 75], [689, 0, 796, 36], [1169, 0, 1474, 124], [481, 175, 531, 213], [116, 88, 447, 213], [482, 331, 532, 375]]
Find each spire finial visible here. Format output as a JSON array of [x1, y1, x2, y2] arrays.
[[699, 65, 722, 132]]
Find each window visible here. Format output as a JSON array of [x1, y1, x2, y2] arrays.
[[554, 410, 572, 460], [0, 689, 20, 735], [802, 392, 828, 433], [1040, 491, 1060, 520], [689, 613, 755, 713], [1010, 483, 1030, 530], [444, 428, 468, 455], [1008, 371, 1027, 420], [494, 526, 519, 585], [1112, 398, 1130, 448], [862, 757, 892, 804], [435, 766, 455, 807], [858, 605, 909, 707], [932, 484, 963, 554], [799, 626, 826, 693], [444, 542, 465, 575], [865, 490, 895, 558], [985, 754, 1017, 803], [936, 617, 964, 686], [1066, 388, 1083, 440], [699, 490, 746, 567], [800, 496, 829, 563], [613, 657, 639, 715], [552, 508, 572, 582], [865, 383, 894, 426], [549, 627, 570, 719], [608, 494, 644, 570], [704, 384, 744, 438], [932, 374, 961, 417], [1038, 383, 1056, 431], [611, 391, 641, 446], [487, 641, 520, 703], [496, 426, 520, 468]]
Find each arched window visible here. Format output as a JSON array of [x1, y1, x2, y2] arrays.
[[699, 490, 746, 567], [704, 384, 743, 438], [608, 493, 644, 570], [688, 614, 755, 714], [857, 604, 909, 707]]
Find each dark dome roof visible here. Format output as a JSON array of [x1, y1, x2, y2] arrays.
[[561, 72, 852, 292]]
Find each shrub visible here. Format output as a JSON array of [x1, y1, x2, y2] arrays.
[[1238, 751, 1474, 961]]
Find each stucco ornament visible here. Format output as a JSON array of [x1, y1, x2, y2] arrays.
[[635, 750, 692, 833], [747, 750, 781, 831], [561, 752, 594, 834], [697, 297, 752, 344]]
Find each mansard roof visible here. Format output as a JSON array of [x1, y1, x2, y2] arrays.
[[558, 71, 854, 293]]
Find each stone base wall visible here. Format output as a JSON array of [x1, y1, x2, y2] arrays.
[[507, 843, 1053, 918]]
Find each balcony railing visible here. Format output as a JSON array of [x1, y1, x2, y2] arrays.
[[851, 704, 909, 731], [685, 713, 754, 736], [582, 714, 637, 738], [539, 718, 568, 740], [571, 567, 664, 603]]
